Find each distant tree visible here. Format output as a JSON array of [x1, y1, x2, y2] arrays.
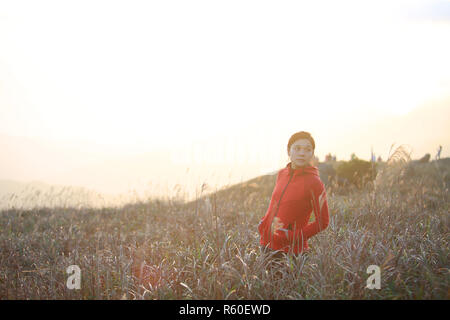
[[318, 162, 336, 186], [418, 153, 431, 163], [325, 153, 333, 162], [336, 157, 377, 188]]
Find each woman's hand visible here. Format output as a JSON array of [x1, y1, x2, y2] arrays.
[[271, 217, 284, 235]]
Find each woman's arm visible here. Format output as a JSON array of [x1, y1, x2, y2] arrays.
[[302, 179, 329, 238]]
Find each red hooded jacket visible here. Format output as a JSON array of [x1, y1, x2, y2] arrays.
[[258, 162, 329, 255]]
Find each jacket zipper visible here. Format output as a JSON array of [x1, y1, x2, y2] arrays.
[[269, 170, 295, 245]]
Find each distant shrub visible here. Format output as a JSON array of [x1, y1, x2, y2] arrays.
[[336, 156, 377, 188]]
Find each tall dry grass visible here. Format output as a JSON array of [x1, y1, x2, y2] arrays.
[[0, 148, 448, 299]]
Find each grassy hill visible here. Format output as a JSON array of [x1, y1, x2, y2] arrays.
[[0, 158, 448, 299]]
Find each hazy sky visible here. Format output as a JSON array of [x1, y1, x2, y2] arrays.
[[1, 0, 449, 202]]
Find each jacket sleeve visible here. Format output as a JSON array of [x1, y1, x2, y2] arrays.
[[274, 178, 329, 244], [258, 170, 281, 234]]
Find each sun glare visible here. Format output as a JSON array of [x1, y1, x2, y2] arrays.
[[0, 0, 449, 201]]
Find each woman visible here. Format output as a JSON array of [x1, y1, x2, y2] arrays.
[[258, 131, 330, 263]]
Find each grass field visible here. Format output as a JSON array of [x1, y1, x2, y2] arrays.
[[0, 157, 448, 299]]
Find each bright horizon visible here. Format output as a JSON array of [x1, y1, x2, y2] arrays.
[[1, 0, 450, 205]]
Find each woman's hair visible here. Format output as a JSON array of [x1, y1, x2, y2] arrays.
[[287, 131, 315, 154]]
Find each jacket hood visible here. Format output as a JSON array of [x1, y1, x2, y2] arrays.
[[285, 162, 319, 177]]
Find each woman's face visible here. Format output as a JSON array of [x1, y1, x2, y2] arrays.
[[289, 138, 314, 168]]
